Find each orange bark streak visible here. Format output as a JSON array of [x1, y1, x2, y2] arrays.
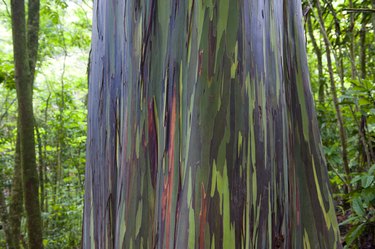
[[164, 91, 177, 249], [199, 184, 207, 249]]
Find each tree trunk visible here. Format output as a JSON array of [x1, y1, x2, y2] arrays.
[[9, 132, 23, 249], [35, 122, 45, 212], [315, 0, 351, 193], [10, 0, 43, 248], [349, 0, 357, 79], [43, 93, 51, 213], [83, 0, 341, 248], [307, 16, 325, 103], [360, 16, 366, 80], [0, 185, 13, 248]]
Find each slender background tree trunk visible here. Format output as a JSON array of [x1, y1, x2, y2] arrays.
[[9, 132, 23, 249], [307, 16, 325, 103], [10, 0, 43, 248], [315, 0, 351, 193]]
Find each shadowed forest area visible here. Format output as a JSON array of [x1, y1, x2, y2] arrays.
[[0, 0, 374, 248]]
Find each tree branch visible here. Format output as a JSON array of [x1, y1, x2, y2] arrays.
[[27, 0, 40, 85], [343, 8, 375, 13]]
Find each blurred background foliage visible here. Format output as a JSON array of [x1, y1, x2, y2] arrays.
[[0, 0, 90, 248], [0, 0, 374, 248], [305, 0, 375, 248]]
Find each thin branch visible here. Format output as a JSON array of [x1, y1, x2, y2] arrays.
[[1, 0, 10, 17], [0, 98, 16, 125], [27, 0, 40, 85], [343, 8, 375, 13]]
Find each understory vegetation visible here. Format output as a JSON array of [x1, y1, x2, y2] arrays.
[[305, 0, 375, 248]]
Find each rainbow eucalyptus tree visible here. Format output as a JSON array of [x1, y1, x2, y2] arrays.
[[83, 0, 341, 248]]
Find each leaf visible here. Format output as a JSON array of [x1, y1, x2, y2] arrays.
[[43, 239, 49, 247], [359, 98, 371, 106], [350, 175, 362, 184], [361, 175, 374, 189], [352, 197, 365, 217], [369, 164, 375, 175], [361, 188, 375, 205], [345, 223, 366, 246], [338, 216, 357, 227]]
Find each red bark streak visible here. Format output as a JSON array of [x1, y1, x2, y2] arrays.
[[208, 22, 216, 81], [199, 184, 207, 249], [163, 91, 177, 249], [148, 99, 158, 188]]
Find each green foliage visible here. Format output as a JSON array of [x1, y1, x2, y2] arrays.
[[0, 0, 91, 247], [341, 166, 375, 248], [0, 58, 15, 90], [306, 0, 375, 247], [43, 195, 83, 249]]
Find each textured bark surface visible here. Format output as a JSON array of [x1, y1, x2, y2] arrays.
[[9, 132, 23, 249], [0, 180, 13, 248], [10, 0, 43, 248], [83, 0, 341, 248]]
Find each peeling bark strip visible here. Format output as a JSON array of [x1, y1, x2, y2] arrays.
[[83, 0, 341, 248]]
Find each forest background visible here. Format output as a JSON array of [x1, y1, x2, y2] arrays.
[[0, 0, 374, 248]]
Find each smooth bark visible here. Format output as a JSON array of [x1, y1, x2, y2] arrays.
[[83, 0, 341, 248]]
